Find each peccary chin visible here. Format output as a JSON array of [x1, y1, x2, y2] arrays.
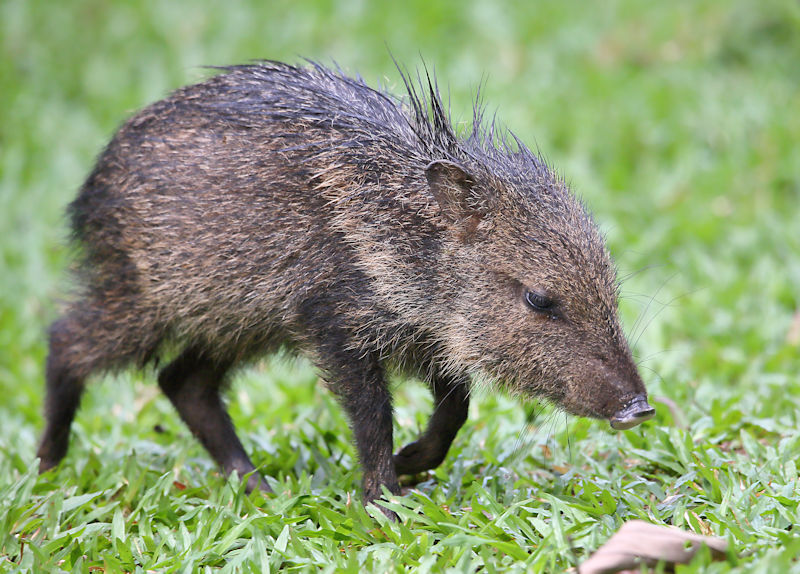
[[38, 61, 649, 513]]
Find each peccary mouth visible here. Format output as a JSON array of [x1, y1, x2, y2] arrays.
[[610, 395, 655, 430]]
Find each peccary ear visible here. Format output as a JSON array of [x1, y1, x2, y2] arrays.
[[425, 160, 488, 227]]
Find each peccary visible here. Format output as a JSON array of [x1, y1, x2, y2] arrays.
[[38, 61, 654, 513]]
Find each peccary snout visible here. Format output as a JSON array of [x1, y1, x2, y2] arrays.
[[610, 395, 656, 430]]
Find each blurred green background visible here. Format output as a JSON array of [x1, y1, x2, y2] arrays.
[[1, 0, 799, 571]]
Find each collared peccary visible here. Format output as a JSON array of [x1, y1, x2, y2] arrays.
[[38, 60, 654, 514]]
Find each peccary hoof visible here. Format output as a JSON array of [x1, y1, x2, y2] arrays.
[[244, 473, 273, 495], [394, 439, 445, 476]]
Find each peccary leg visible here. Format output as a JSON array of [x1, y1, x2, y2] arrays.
[[394, 374, 470, 475], [37, 317, 88, 473], [37, 306, 143, 473], [157, 349, 269, 493], [322, 353, 399, 514]]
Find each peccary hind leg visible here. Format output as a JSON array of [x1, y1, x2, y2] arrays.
[[37, 316, 89, 473], [157, 349, 269, 493], [37, 306, 143, 473], [394, 374, 470, 475]]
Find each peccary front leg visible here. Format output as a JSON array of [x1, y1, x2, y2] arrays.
[[321, 352, 400, 517], [158, 349, 269, 493], [394, 374, 470, 475]]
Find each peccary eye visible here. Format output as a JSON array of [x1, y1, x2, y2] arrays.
[[524, 290, 555, 313]]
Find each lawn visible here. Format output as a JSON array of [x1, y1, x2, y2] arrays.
[[1, 0, 799, 571]]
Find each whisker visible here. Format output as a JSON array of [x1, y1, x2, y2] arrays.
[[630, 272, 678, 349], [632, 348, 670, 362], [618, 262, 668, 283], [632, 287, 703, 353], [639, 364, 666, 385], [564, 411, 573, 464]]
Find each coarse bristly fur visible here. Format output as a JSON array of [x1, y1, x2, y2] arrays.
[[37, 60, 653, 519]]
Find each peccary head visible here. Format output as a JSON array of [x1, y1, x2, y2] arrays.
[[425, 154, 653, 429]]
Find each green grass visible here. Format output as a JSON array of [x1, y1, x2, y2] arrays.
[[2, 0, 800, 571]]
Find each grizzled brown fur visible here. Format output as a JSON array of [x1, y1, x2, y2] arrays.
[[38, 61, 653, 514]]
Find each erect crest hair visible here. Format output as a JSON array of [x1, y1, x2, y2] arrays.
[[390, 61, 550, 186]]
